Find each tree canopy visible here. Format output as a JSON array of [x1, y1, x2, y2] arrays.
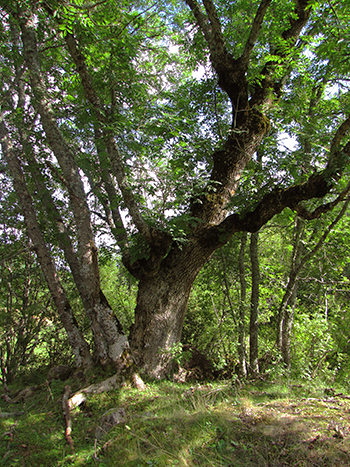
[[1, 0, 350, 377]]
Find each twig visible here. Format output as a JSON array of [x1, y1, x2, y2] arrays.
[[45, 380, 54, 401]]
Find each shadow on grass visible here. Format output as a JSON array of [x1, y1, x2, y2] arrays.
[[95, 382, 350, 467], [0, 377, 123, 467], [1, 379, 350, 466]]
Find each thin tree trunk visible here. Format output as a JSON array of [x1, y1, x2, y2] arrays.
[[238, 233, 248, 377], [220, 248, 237, 327], [24, 128, 127, 367], [276, 216, 305, 350], [249, 231, 260, 374], [277, 199, 350, 366], [248, 149, 262, 376], [281, 282, 298, 369], [0, 122, 93, 369], [17, 11, 128, 366]]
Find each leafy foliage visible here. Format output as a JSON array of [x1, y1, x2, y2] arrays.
[[1, 0, 350, 376]]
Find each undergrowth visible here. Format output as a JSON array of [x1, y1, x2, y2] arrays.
[[1, 374, 350, 466]]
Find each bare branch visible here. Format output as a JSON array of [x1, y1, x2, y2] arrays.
[[185, 0, 235, 75], [293, 179, 350, 220], [298, 196, 350, 269], [62, 385, 74, 451], [330, 115, 350, 154], [202, 141, 350, 249], [90, 127, 128, 248], [102, 175, 128, 247]]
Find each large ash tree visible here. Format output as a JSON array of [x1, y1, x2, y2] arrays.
[[1, 0, 350, 377]]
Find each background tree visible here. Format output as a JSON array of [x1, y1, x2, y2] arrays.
[[1, 0, 350, 378], [0, 189, 73, 383]]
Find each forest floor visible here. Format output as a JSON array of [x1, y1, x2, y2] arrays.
[[1, 370, 350, 466]]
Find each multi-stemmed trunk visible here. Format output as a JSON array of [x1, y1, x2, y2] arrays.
[[15, 11, 130, 368], [3, 1, 350, 381], [0, 121, 93, 369]]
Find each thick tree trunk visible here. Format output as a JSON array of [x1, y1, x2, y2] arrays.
[[128, 242, 209, 378], [129, 273, 194, 378]]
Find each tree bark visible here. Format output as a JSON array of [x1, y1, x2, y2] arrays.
[[276, 216, 304, 351], [281, 283, 298, 369], [129, 242, 211, 378], [129, 273, 194, 377], [3, 1, 350, 380], [0, 121, 93, 369], [15, 9, 129, 367], [249, 232, 260, 374], [238, 233, 248, 377]]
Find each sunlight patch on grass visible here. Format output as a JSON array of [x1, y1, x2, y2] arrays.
[[2, 377, 350, 466]]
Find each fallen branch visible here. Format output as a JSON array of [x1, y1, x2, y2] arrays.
[[63, 351, 145, 448], [62, 385, 74, 451], [334, 393, 350, 400]]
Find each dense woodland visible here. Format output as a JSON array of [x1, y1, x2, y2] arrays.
[[1, 0, 350, 387], [2, 207, 350, 385]]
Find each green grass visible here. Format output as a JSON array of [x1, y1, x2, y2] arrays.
[[1, 375, 350, 466]]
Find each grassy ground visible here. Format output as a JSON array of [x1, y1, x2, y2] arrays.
[[1, 373, 350, 466]]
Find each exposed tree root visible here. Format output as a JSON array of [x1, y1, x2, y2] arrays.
[[62, 351, 145, 448], [68, 350, 145, 409], [62, 385, 74, 452], [68, 369, 145, 409]]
